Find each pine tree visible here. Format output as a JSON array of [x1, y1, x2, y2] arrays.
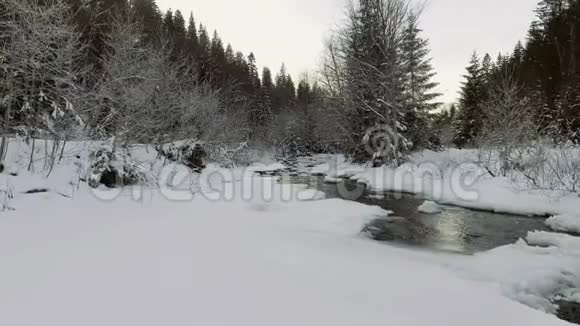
[[273, 64, 291, 109], [162, 9, 174, 36], [401, 13, 441, 111], [454, 53, 487, 147], [185, 13, 199, 68], [247, 53, 260, 91], [130, 0, 162, 45], [343, 0, 409, 164], [295, 77, 317, 151], [224, 44, 234, 64], [481, 53, 493, 83], [259, 67, 273, 118], [400, 12, 441, 149], [232, 51, 249, 85], [172, 10, 187, 56], [84, 0, 128, 79], [209, 31, 226, 86], [222, 44, 235, 81], [512, 41, 524, 65], [285, 75, 296, 101], [197, 24, 211, 81], [262, 67, 273, 91]]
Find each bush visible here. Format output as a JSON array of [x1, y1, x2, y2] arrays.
[[157, 141, 207, 172], [88, 147, 149, 188]]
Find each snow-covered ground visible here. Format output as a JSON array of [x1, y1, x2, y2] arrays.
[[0, 140, 578, 325], [0, 180, 576, 325]]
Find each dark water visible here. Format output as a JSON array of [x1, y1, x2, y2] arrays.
[[277, 174, 549, 254]]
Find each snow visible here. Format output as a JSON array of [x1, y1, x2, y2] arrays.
[[296, 189, 326, 201], [249, 162, 288, 173], [464, 238, 580, 313], [309, 155, 364, 178], [0, 140, 577, 325], [558, 288, 580, 303], [0, 186, 571, 326], [418, 200, 443, 214], [323, 175, 342, 183], [546, 214, 580, 234], [526, 231, 580, 255]]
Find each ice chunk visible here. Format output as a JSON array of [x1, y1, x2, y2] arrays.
[[526, 231, 580, 254], [418, 201, 443, 214], [297, 189, 326, 201], [546, 214, 580, 234]]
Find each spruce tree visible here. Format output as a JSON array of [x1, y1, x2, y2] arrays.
[[210, 31, 226, 85], [247, 53, 260, 91], [197, 24, 211, 81], [84, 0, 128, 79], [262, 67, 273, 91], [400, 12, 441, 149], [344, 0, 409, 164], [454, 53, 487, 147], [285, 75, 296, 101], [130, 0, 162, 45], [172, 10, 187, 56], [260, 67, 273, 116], [185, 13, 199, 69], [162, 9, 174, 37]]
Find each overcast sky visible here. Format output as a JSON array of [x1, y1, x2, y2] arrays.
[[156, 0, 539, 103]]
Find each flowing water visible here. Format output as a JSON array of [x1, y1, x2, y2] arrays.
[[276, 174, 549, 254]]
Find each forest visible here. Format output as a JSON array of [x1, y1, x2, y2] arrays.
[[1, 0, 579, 168]]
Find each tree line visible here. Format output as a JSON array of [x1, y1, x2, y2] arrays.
[[448, 0, 580, 149], [17, 0, 572, 168], [0, 0, 313, 165]]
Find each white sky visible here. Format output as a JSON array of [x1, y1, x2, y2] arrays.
[[156, 0, 539, 103]]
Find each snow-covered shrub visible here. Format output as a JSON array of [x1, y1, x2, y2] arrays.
[[0, 164, 14, 211], [88, 147, 150, 188], [157, 141, 207, 172], [204, 142, 277, 168], [514, 143, 580, 193], [475, 67, 536, 178]]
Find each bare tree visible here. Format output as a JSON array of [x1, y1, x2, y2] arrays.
[[0, 0, 85, 170], [476, 66, 536, 177]]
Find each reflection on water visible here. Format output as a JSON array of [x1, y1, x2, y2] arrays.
[[278, 175, 549, 254], [432, 214, 468, 253]]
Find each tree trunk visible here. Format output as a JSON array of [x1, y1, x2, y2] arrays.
[[28, 137, 36, 172], [43, 139, 49, 171], [58, 140, 67, 163], [111, 135, 118, 155], [0, 79, 13, 163], [46, 138, 59, 177], [0, 137, 7, 163]]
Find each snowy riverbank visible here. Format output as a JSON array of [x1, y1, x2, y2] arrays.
[[292, 150, 580, 233], [0, 141, 578, 324]]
